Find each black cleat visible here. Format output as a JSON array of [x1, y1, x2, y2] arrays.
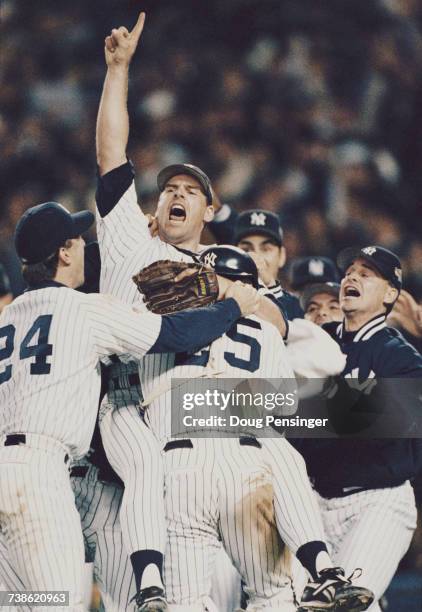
[[298, 567, 374, 611], [132, 586, 168, 611]]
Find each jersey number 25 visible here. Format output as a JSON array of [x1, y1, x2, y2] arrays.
[[176, 318, 262, 372]]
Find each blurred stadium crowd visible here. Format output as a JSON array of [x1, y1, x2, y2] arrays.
[[1, 0, 422, 300], [1, 0, 422, 606]]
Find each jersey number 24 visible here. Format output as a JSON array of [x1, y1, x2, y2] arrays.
[[0, 315, 53, 384]]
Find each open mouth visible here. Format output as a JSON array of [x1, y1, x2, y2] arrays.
[[169, 203, 186, 221], [344, 286, 361, 297]]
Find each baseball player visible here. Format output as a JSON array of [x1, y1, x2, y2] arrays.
[[141, 245, 374, 611], [74, 246, 242, 612], [0, 201, 258, 610], [300, 282, 342, 326], [299, 245, 422, 611], [210, 206, 303, 320], [95, 13, 286, 610]]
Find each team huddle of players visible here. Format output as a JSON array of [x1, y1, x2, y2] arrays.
[[0, 10, 421, 612]]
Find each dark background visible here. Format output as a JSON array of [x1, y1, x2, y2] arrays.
[[1, 0, 421, 607]]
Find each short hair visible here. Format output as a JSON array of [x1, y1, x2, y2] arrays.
[[22, 239, 72, 286]]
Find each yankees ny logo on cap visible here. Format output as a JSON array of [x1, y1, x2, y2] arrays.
[[362, 246, 377, 256], [233, 209, 283, 247], [308, 259, 325, 277], [250, 212, 266, 226]]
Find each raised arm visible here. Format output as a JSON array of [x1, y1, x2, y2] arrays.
[[96, 12, 145, 176]]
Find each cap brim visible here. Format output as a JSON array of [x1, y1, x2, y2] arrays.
[[157, 165, 212, 203], [300, 283, 340, 311], [337, 247, 364, 272], [235, 228, 282, 246], [72, 211, 95, 237], [337, 246, 388, 279]]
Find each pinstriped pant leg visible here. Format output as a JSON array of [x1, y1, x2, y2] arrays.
[[163, 441, 220, 606], [319, 482, 417, 609], [99, 401, 165, 555], [0, 531, 27, 612], [94, 483, 135, 611], [72, 465, 135, 611], [210, 547, 242, 611], [262, 438, 326, 553], [0, 447, 85, 611], [218, 440, 296, 611]]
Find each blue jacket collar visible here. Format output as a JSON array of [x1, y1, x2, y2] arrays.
[[336, 314, 387, 343]]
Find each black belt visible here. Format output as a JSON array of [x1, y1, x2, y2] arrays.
[[316, 478, 406, 499], [3, 434, 69, 464], [70, 465, 89, 478], [315, 483, 368, 499], [164, 436, 261, 452], [4, 434, 26, 446]]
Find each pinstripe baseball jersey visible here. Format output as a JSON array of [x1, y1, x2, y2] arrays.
[[96, 162, 196, 306], [95, 162, 294, 441], [96, 161, 200, 413], [0, 283, 162, 458], [144, 314, 295, 445]]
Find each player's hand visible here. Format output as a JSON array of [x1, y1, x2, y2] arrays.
[[104, 11, 146, 68], [388, 289, 422, 338], [225, 281, 260, 316], [248, 252, 276, 286], [146, 213, 159, 237]]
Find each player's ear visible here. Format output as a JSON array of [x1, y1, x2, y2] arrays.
[[57, 240, 73, 266], [384, 284, 398, 307], [204, 204, 215, 223], [278, 246, 286, 269]]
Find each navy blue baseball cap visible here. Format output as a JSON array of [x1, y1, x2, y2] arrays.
[[300, 282, 340, 311], [15, 202, 94, 264], [157, 164, 213, 204], [289, 256, 340, 291], [234, 209, 283, 247], [337, 245, 402, 290]]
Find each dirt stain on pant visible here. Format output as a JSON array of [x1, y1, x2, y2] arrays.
[[227, 476, 292, 599]]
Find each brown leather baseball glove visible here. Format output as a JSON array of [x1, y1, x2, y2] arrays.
[[132, 260, 219, 314]]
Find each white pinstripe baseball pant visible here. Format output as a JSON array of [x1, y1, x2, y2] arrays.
[[72, 463, 135, 611], [318, 481, 417, 612], [210, 547, 242, 611], [0, 530, 25, 612], [99, 399, 166, 557], [163, 438, 296, 612], [0, 438, 85, 612]]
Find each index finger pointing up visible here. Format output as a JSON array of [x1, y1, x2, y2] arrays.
[[131, 11, 146, 42]]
